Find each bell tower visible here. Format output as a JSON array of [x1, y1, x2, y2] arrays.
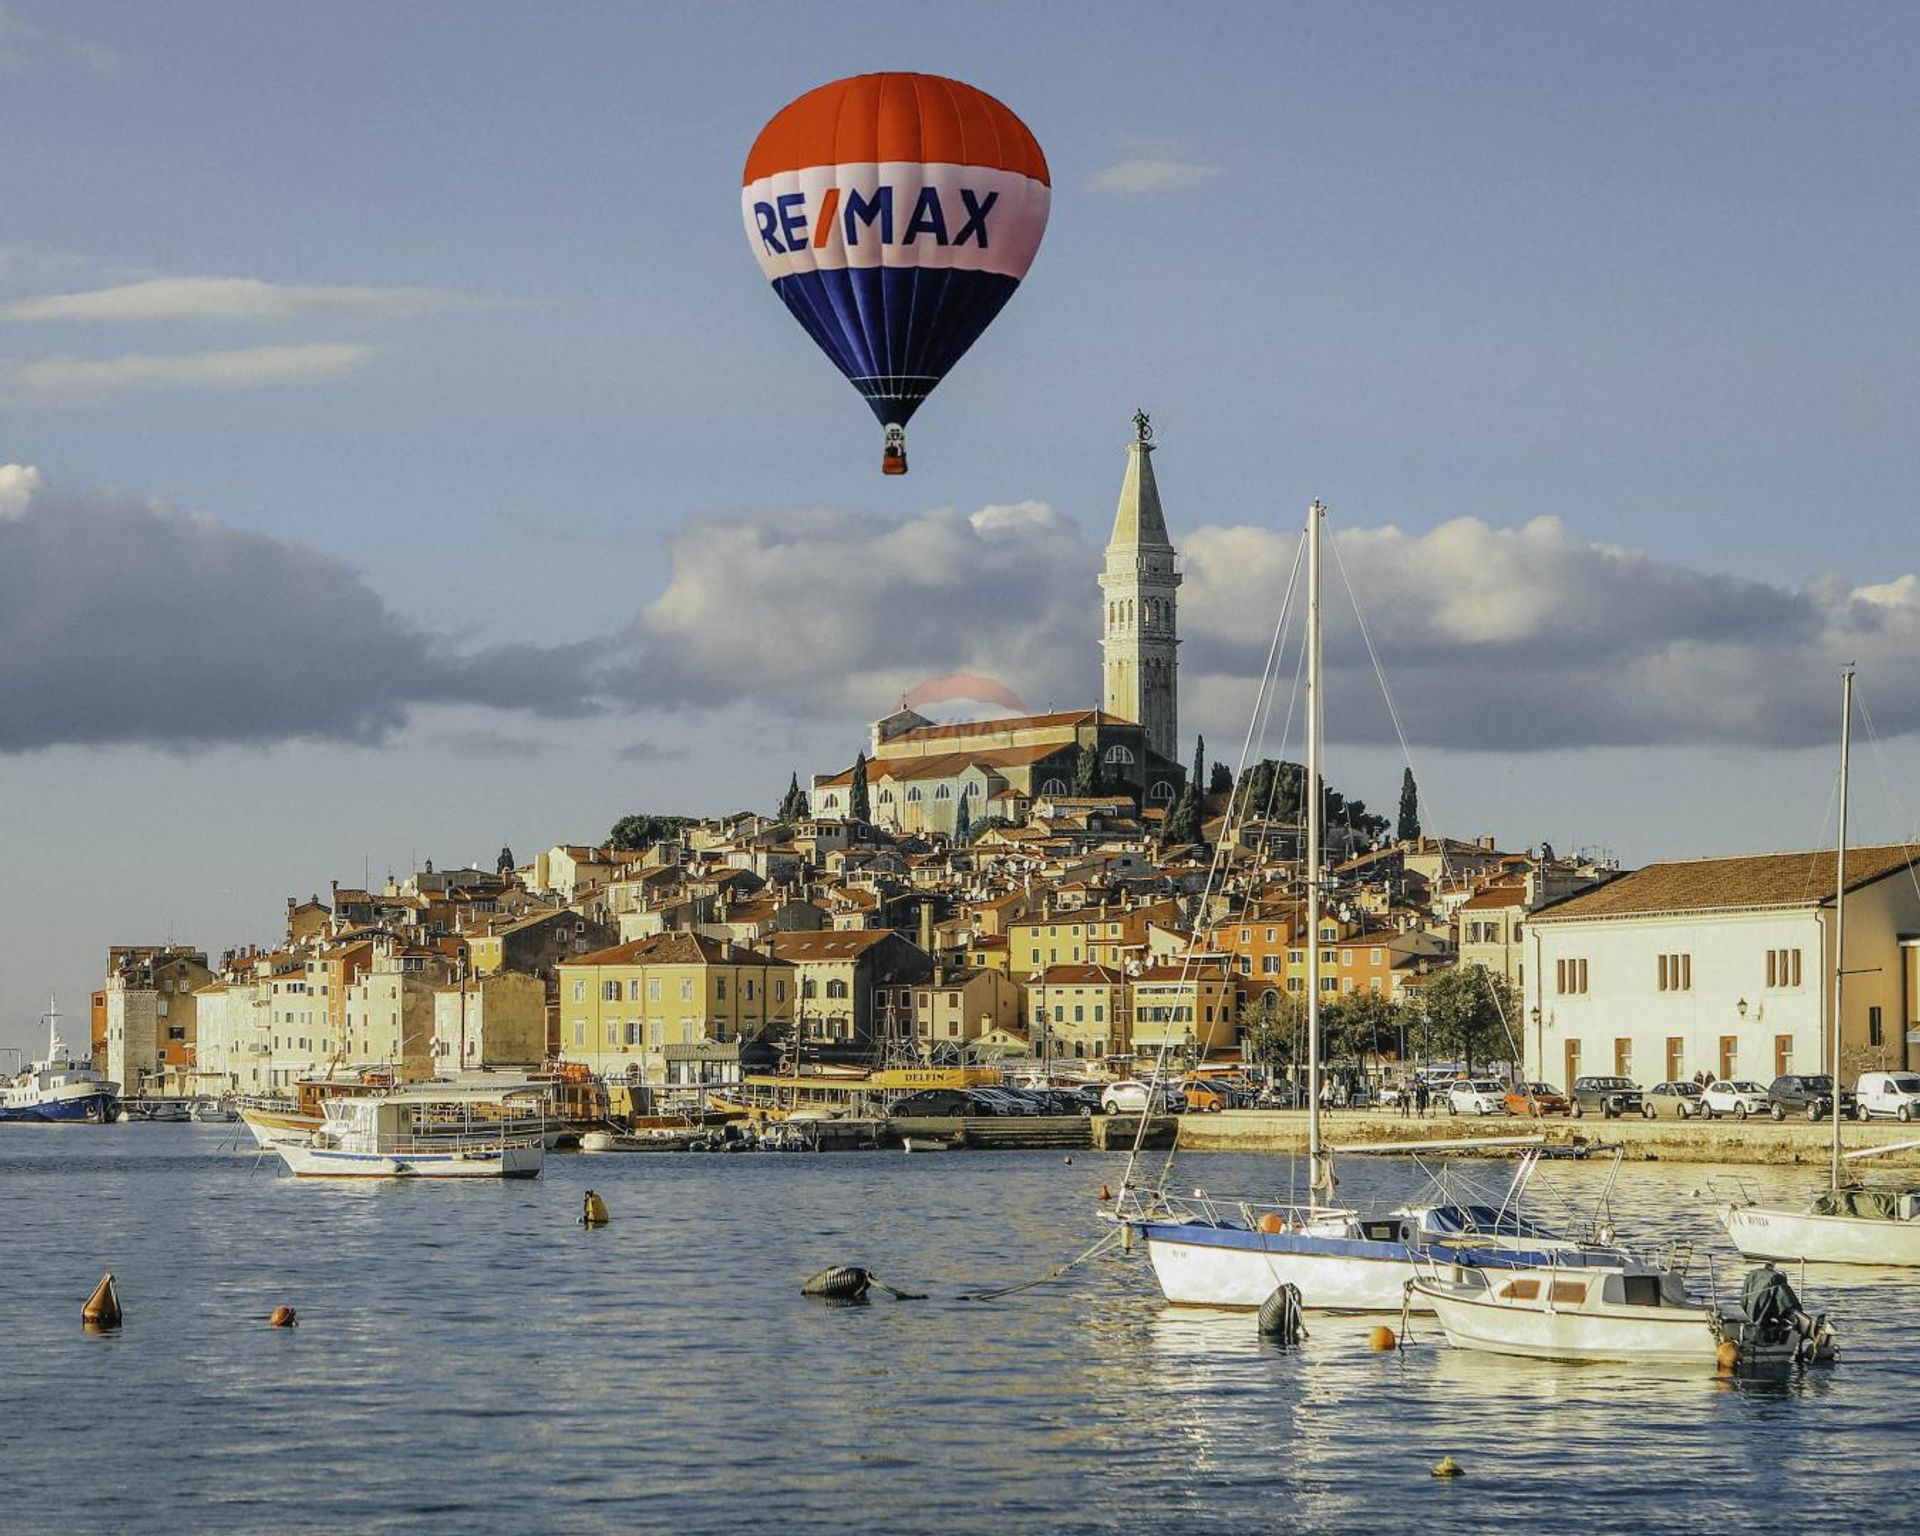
[[1099, 409, 1180, 762]]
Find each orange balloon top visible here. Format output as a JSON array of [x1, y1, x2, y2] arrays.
[[745, 72, 1049, 185]]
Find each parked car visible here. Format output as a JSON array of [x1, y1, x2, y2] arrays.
[[1504, 1081, 1571, 1116], [1100, 1079, 1181, 1115], [1853, 1071, 1920, 1122], [1255, 1082, 1303, 1109], [886, 1088, 975, 1118], [1569, 1076, 1644, 1119], [1644, 1080, 1705, 1119], [1182, 1080, 1230, 1113], [1699, 1079, 1771, 1120], [969, 1087, 1041, 1116], [1766, 1074, 1854, 1122], [1054, 1085, 1104, 1117], [1447, 1078, 1508, 1116]]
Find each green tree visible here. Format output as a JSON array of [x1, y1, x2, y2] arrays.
[[1072, 743, 1102, 797], [964, 815, 1012, 844], [1415, 964, 1520, 1072], [1208, 761, 1233, 796], [776, 771, 809, 823], [609, 814, 693, 852], [1326, 988, 1403, 1072], [1240, 989, 1304, 1074], [952, 791, 971, 843], [1397, 767, 1421, 842], [1190, 734, 1206, 796], [848, 752, 870, 822]]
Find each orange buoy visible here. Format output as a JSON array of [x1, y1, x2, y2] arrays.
[[1096, 1185, 1113, 1202], [82, 1272, 122, 1331], [1256, 1212, 1284, 1235], [269, 1306, 298, 1328], [1369, 1325, 1397, 1351]]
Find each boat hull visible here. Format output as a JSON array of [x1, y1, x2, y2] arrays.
[[1143, 1225, 1429, 1311], [1414, 1281, 1718, 1363], [1719, 1203, 1920, 1266], [0, 1088, 120, 1124], [275, 1142, 543, 1179]]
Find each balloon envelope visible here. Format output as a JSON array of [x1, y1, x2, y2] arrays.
[[743, 72, 1050, 469]]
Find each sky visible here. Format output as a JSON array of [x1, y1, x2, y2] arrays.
[[3, 2, 1918, 1052]]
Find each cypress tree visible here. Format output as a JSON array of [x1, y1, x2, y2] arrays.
[[954, 792, 972, 843], [849, 753, 870, 822], [1397, 767, 1421, 842], [1072, 743, 1101, 797]]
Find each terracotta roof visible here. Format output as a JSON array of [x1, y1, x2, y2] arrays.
[[1530, 845, 1920, 921], [569, 933, 786, 968], [878, 709, 1123, 748], [765, 930, 903, 960], [1458, 885, 1527, 911], [1132, 963, 1232, 982], [1037, 964, 1125, 985]]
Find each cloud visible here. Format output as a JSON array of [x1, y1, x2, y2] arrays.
[[613, 739, 684, 763], [607, 502, 1920, 753], [2, 276, 488, 325], [0, 467, 606, 753], [437, 731, 546, 761], [610, 501, 1095, 719], [4, 343, 376, 402], [0, 3, 122, 74], [1090, 136, 1225, 195]]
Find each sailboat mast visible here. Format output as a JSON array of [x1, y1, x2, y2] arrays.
[[1305, 502, 1324, 1203], [1831, 665, 1853, 1191]]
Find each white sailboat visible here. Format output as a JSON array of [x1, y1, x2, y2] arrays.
[[1718, 666, 1920, 1264], [1124, 503, 1642, 1310]]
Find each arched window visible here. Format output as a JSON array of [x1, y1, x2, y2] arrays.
[[822, 794, 839, 810], [1148, 781, 1175, 802], [962, 781, 979, 797], [1040, 778, 1067, 796], [1262, 988, 1279, 1009], [877, 788, 893, 804], [934, 785, 951, 800], [801, 978, 817, 999], [906, 787, 922, 803], [825, 979, 849, 999], [1103, 745, 1135, 766]]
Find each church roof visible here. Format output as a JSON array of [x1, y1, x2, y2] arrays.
[[879, 709, 1125, 749], [1108, 437, 1173, 550]]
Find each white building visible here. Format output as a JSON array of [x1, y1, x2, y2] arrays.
[[1525, 845, 1920, 1091]]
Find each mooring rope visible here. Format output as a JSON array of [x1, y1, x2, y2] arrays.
[[959, 1228, 1125, 1302]]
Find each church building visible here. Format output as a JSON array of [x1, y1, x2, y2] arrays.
[[811, 413, 1188, 839]]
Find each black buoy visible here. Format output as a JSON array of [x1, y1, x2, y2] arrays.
[[801, 1266, 926, 1301], [1257, 1282, 1306, 1344]]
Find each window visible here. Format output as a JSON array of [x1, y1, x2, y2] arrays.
[[934, 785, 951, 800], [715, 977, 727, 1001], [628, 979, 642, 1002], [1288, 978, 1304, 992], [1657, 953, 1692, 991], [1370, 948, 1383, 964], [1103, 745, 1135, 766], [602, 980, 620, 1002], [774, 979, 786, 1004], [625, 1021, 640, 1046], [826, 979, 849, 1000], [1073, 1005, 1084, 1022], [1614, 1038, 1632, 1077], [1555, 958, 1589, 995], [878, 789, 894, 805], [1870, 1006, 1884, 1047], [906, 788, 922, 803], [1320, 977, 1337, 993], [1094, 1005, 1104, 1023], [1148, 782, 1174, 802], [744, 979, 756, 1001], [573, 980, 585, 1003], [1053, 1005, 1064, 1023], [606, 1021, 619, 1045], [1766, 948, 1803, 988], [647, 978, 661, 1002], [681, 978, 694, 1001], [1040, 778, 1068, 796]]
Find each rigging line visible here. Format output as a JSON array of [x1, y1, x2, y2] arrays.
[[958, 1227, 1125, 1302], [1325, 530, 1449, 888], [1855, 684, 1920, 909], [1120, 530, 1306, 1199]]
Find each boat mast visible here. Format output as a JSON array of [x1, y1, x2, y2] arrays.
[[1305, 502, 1325, 1207], [1831, 664, 1853, 1192]]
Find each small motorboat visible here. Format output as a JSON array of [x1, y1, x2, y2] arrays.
[[902, 1134, 962, 1153], [1408, 1258, 1836, 1370]]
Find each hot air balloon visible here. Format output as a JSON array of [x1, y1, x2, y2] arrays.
[[742, 72, 1050, 475]]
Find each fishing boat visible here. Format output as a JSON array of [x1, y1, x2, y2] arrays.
[[1122, 504, 1657, 1310], [1410, 1257, 1836, 1369], [272, 1091, 544, 1179], [1717, 667, 1920, 1266], [0, 997, 121, 1124]]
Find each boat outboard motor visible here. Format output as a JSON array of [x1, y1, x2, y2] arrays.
[[1740, 1265, 1837, 1363]]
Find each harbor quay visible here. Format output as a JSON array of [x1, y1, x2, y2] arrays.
[[1173, 1107, 1920, 1168]]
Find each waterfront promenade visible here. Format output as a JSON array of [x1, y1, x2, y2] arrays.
[[1175, 1108, 1920, 1167]]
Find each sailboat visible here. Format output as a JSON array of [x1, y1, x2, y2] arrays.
[[1718, 667, 1920, 1265], [1122, 503, 1644, 1310]]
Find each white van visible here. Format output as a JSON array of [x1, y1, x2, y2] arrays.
[[1852, 1071, 1920, 1122]]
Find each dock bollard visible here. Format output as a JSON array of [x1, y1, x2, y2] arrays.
[[581, 1190, 610, 1227], [82, 1272, 122, 1331]]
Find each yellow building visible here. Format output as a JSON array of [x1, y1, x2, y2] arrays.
[[1029, 964, 1130, 1061], [557, 933, 793, 1081], [1128, 963, 1238, 1061], [1008, 900, 1181, 975]]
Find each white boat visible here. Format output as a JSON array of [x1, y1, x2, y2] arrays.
[[902, 1134, 961, 1153], [190, 1098, 238, 1124], [1717, 668, 1920, 1267], [1123, 504, 1663, 1310], [272, 1093, 544, 1179], [0, 997, 121, 1124], [1410, 1258, 1836, 1369]]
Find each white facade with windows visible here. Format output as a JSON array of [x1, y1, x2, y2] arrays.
[[1526, 848, 1920, 1093]]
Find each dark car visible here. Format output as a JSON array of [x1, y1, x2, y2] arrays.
[[1766, 1074, 1855, 1122], [887, 1088, 975, 1118], [1569, 1075, 1644, 1118]]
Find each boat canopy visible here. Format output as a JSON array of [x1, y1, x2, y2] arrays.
[[1812, 1188, 1920, 1220]]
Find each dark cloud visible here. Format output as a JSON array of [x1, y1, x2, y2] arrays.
[[613, 739, 682, 763], [0, 465, 605, 752]]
